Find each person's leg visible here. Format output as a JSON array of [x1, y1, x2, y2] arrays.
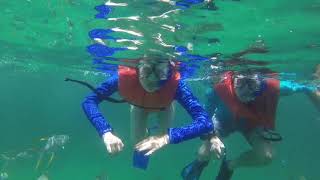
[[181, 140, 211, 180], [182, 114, 228, 180], [130, 105, 149, 144], [228, 129, 273, 170], [215, 129, 273, 180], [131, 105, 151, 169], [157, 103, 175, 134]]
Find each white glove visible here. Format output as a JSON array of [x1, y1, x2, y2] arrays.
[[209, 136, 225, 159], [102, 132, 124, 154], [135, 134, 169, 156]]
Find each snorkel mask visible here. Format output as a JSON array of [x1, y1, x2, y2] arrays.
[[233, 73, 265, 103], [137, 56, 172, 92]]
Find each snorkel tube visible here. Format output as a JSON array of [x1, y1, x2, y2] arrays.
[[65, 78, 126, 103]]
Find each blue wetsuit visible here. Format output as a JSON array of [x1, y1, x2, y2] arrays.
[[206, 79, 318, 137], [82, 74, 213, 144]]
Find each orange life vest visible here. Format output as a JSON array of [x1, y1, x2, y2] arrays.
[[118, 65, 180, 110], [214, 71, 280, 130]]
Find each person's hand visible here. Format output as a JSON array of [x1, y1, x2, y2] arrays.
[[102, 132, 124, 154], [209, 136, 225, 159], [312, 64, 320, 79], [135, 134, 169, 156]]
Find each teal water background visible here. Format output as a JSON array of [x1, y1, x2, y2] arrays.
[[0, 0, 320, 179]]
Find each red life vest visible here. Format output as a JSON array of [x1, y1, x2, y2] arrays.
[[118, 65, 180, 110], [214, 71, 280, 130]]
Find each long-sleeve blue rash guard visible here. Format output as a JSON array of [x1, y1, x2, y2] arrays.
[[82, 74, 213, 144]]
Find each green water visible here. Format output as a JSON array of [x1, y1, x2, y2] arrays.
[[0, 0, 319, 179]]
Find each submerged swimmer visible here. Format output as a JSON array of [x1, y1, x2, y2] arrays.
[[82, 55, 225, 169], [36, 135, 70, 170], [0, 149, 35, 180], [181, 69, 320, 180]]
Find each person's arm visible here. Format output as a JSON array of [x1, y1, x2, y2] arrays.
[[280, 80, 318, 96], [82, 75, 119, 137], [280, 80, 320, 112], [168, 80, 213, 144], [134, 80, 224, 157]]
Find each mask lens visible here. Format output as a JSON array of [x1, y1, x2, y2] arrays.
[[157, 69, 168, 80], [234, 76, 259, 101], [155, 63, 169, 80], [139, 65, 152, 79], [139, 61, 170, 81]]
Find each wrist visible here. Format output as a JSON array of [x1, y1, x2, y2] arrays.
[[102, 131, 113, 138], [200, 131, 216, 140], [163, 134, 169, 144]]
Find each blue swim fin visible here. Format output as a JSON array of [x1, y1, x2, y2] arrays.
[[133, 150, 150, 170], [216, 157, 233, 180], [181, 160, 209, 180]]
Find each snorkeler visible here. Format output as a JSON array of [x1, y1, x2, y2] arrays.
[[35, 135, 70, 170], [81, 56, 225, 169], [181, 69, 320, 180]]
